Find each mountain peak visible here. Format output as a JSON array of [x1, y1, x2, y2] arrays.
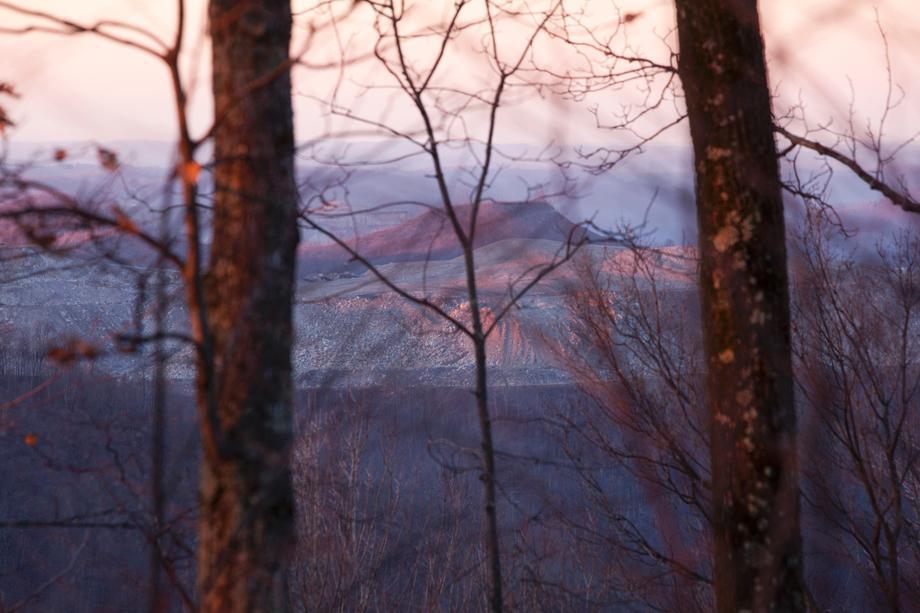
[[299, 200, 598, 275]]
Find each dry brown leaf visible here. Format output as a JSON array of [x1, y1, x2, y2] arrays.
[[180, 160, 202, 184], [97, 147, 119, 171]]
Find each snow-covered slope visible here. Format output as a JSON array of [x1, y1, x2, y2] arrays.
[[0, 240, 694, 386]]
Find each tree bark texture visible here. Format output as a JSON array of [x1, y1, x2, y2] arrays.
[[198, 1, 298, 610], [673, 1, 806, 611]]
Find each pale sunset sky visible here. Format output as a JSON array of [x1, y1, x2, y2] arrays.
[[1, 0, 917, 148]]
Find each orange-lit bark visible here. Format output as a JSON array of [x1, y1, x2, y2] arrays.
[[674, 1, 806, 611], [197, 1, 299, 611]]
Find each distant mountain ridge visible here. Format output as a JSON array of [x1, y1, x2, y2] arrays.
[[298, 200, 601, 275]]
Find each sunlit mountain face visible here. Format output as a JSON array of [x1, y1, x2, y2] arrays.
[[297, 200, 603, 274], [0, 190, 635, 386]]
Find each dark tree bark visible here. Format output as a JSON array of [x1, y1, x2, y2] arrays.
[[197, 1, 299, 610], [673, 1, 806, 611]]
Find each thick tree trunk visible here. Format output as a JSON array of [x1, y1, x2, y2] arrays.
[[673, 1, 806, 611], [197, 1, 298, 611]]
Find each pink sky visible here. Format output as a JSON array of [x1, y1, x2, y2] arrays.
[[1, 0, 917, 146]]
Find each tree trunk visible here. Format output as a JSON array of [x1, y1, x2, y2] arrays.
[[472, 334, 502, 613], [197, 1, 298, 611], [673, 1, 806, 611], [148, 249, 167, 613]]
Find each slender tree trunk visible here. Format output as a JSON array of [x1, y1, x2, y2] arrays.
[[673, 1, 805, 611], [197, 1, 299, 611], [148, 247, 167, 613], [473, 334, 502, 613], [464, 243, 503, 612]]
